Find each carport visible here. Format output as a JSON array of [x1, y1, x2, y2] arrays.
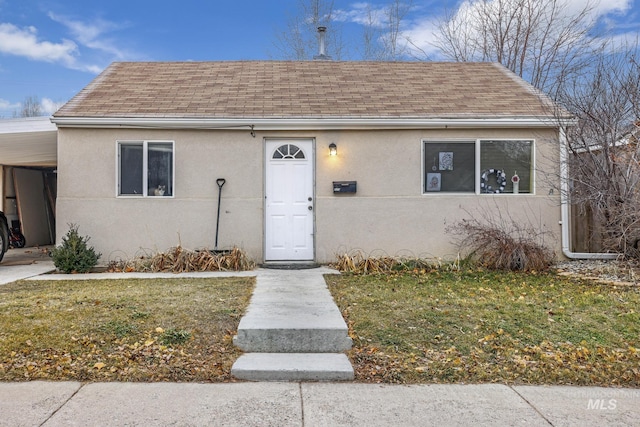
[[0, 117, 57, 247]]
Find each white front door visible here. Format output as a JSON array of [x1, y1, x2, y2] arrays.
[[265, 140, 314, 261]]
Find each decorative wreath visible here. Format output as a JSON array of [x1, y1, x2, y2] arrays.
[[480, 169, 507, 193]]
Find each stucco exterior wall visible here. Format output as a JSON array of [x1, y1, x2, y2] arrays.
[[57, 128, 264, 261], [314, 128, 561, 262], [56, 126, 561, 264]]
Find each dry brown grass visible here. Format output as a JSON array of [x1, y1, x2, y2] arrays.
[[0, 277, 254, 382], [332, 250, 445, 274], [327, 270, 640, 385]]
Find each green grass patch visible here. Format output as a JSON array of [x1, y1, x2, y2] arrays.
[[102, 320, 138, 338], [160, 329, 191, 345], [0, 277, 254, 382], [326, 270, 640, 385]]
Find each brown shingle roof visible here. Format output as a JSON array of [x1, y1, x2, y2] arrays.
[[54, 61, 558, 119]]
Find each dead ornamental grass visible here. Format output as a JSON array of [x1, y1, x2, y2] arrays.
[[326, 270, 640, 385], [333, 251, 443, 274], [108, 246, 255, 273], [0, 277, 254, 382]]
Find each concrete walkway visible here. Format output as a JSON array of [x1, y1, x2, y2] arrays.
[[2, 381, 639, 426], [232, 267, 354, 381], [0, 246, 54, 285]]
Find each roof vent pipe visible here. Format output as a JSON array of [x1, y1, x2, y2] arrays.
[[313, 26, 332, 60]]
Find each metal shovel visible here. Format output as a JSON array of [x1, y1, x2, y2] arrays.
[[214, 178, 226, 252]]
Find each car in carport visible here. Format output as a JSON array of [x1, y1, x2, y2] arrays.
[[0, 211, 8, 263]]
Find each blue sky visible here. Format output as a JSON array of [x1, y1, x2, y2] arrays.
[[0, 0, 638, 118]]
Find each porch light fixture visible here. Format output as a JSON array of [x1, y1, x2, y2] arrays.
[[329, 143, 337, 156]]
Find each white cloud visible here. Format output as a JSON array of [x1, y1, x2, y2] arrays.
[[0, 97, 65, 117], [401, 0, 636, 59], [328, 0, 637, 61], [40, 97, 64, 115], [334, 1, 436, 57], [0, 97, 20, 111], [0, 12, 140, 75], [334, 3, 388, 27], [0, 22, 104, 73], [403, 16, 443, 58], [0, 23, 78, 65], [47, 12, 130, 60], [564, 0, 632, 18]]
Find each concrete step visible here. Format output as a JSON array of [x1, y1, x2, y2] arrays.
[[233, 268, 353, 353], [231, 353, 354, 381], [233, 326, 353, 353]]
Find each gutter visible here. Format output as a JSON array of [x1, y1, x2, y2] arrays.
[[50, 116, 561, 130], [559, 127, 618, 260]]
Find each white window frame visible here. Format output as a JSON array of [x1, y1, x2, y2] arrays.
[[116, 140, 175, 198], [421, 138, 535, 195]]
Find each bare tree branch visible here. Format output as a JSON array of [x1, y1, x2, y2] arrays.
[[273, 0, 414, 61], [271, 0, 347, 60], [14, 95, 43, 118], [558, 39, 640, 257], [433, 0, 600, 94]]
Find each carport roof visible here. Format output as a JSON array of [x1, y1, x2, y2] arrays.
[[52, 61, 564, 123], [0, 117, 57, 166]]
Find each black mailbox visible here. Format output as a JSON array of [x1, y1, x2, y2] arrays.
[[333, 181, 357, 194]]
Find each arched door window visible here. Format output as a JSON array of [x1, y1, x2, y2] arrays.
[[272, 144, 306, 159]]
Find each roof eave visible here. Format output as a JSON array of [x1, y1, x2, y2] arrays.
[[50, 116, 569, 130], [1, 116, 58, 134]]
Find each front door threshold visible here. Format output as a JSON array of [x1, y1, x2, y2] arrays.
[[261, 261, 320, 270]]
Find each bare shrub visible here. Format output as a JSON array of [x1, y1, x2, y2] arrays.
[[447, 217, 555, 272], [108, 246, 255, 273]]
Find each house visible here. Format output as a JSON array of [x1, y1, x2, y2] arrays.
[[51, 61, 567, 265], [0, 117, 58, 247]]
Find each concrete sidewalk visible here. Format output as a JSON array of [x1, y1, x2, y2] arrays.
[[2, 381, 639, 426]]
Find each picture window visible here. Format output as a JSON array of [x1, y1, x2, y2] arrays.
[[423, 139, 532, 194]]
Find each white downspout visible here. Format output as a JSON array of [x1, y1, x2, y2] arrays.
[[559, 126, 618, 259]]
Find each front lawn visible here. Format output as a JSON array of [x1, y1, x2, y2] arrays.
[[2, 271, 638, 385], [0, 277, 254, 382], [326, 270, 640, 385]]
